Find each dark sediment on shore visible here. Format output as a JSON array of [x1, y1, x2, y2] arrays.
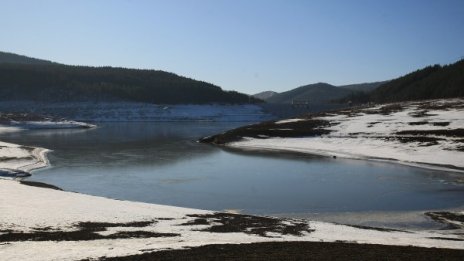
[[199, 100, 464, 149], [19, 180, 62, 190], [425, 211, 464, 229], [199, 118, 332, 145], [89, 241, 464, 261], [0, 168, 31, 178], [180, 213, 313, 237], [0, 220, 177, 242]]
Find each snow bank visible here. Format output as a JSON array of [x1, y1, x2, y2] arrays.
[[1, 179, 463, 261]]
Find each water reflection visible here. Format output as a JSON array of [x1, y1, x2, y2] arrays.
[[0, 122, 230, 167]]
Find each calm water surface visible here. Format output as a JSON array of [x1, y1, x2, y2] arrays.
[[2, 122, 464, 227]]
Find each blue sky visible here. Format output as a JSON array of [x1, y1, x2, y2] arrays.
[[1, 0, 463, 94]]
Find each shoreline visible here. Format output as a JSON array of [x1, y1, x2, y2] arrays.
[[0, 142, 50, 177], [203, 98, 464, 173], [2, 178, 464, 261], [20, 147, 50, 172], [226, 143, 464, 173], [1, 118, 464, 260]]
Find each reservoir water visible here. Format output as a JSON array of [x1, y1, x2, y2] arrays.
[[2, 122, 464, 228]]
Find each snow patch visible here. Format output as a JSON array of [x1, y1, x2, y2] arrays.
[[275, 118, 304, 124]]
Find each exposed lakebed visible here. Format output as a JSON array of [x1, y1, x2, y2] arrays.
[[1, 122, 464, 229]]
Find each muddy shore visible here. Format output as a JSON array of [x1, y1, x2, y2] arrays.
[[93, 241, 464, 260]]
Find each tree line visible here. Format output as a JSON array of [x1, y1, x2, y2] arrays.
[[339, 59, 464, 104], [0, 63, 261, 104]]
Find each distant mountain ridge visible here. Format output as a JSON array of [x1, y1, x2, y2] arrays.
[[254, 57, 464, 105], [252, 91, 277, 100], [265, 83, 349, 104], [3, 51, 461, 105], [254, 81, 385, 104], [0, 51, 260, 104]]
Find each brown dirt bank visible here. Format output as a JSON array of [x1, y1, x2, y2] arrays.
[[19, 180, 62, 190], [90, 241, 464, 261], [0, 220, 177, 242], [199, 119, 331, 145], [425, 211, 464, 229], [181, 213, 313, 237]]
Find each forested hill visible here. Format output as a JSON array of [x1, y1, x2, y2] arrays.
[[252, 91, 277, 100], [0, 51, 55, 65], [370, 59, 464, 103], [0, 52, 259, 104], [339, 81, 386, 92], [265, 83, 353, 104], [255, 82, 384, 104]]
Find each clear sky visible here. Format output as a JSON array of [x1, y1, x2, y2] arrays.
[[1, 0, 463, 94]]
